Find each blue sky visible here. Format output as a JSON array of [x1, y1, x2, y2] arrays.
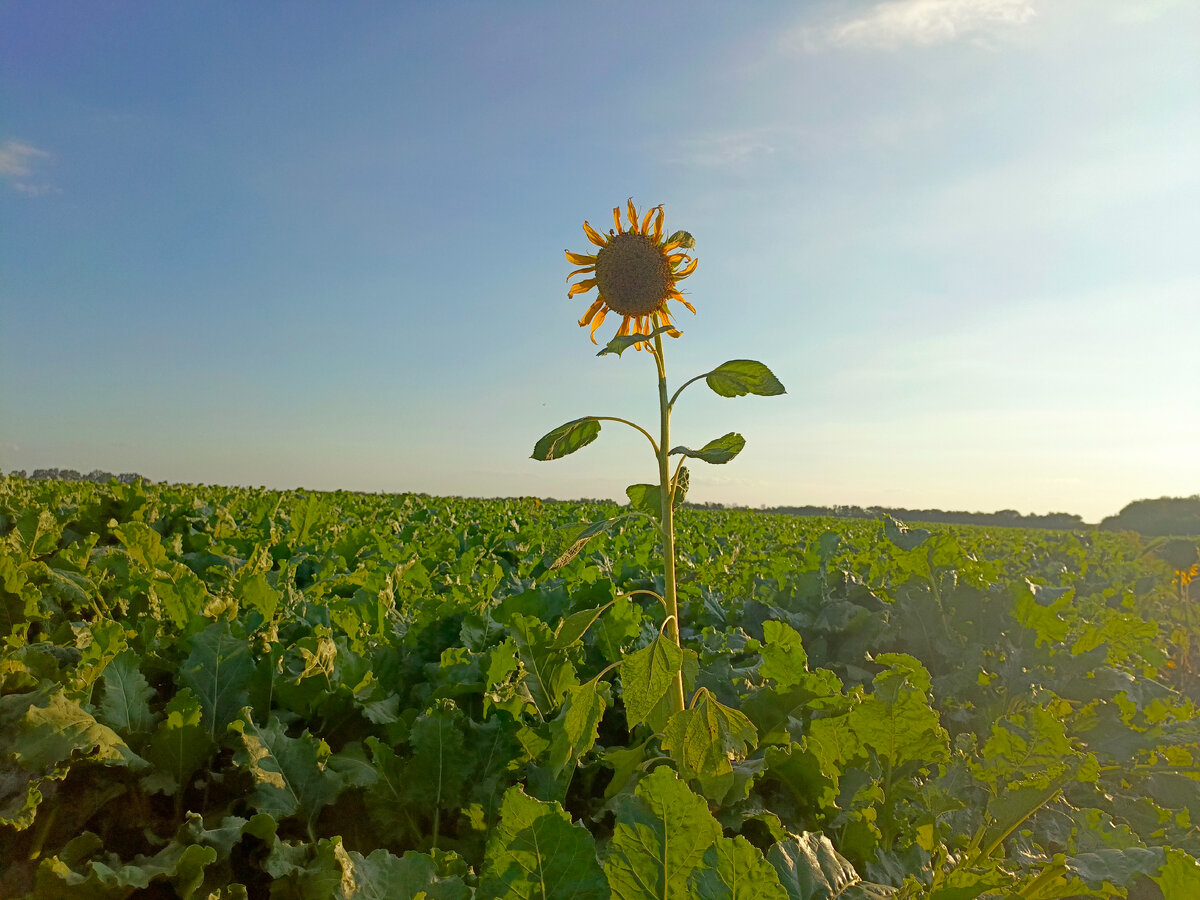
[[2, 0, 1197, 521]]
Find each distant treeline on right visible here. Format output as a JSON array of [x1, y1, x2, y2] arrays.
[[707, 495, 1200, 536]]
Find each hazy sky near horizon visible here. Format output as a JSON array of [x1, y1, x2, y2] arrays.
[[2, 0, 1197, 522]]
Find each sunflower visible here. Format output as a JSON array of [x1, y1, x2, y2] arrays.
[[565, 199, 698, 347]]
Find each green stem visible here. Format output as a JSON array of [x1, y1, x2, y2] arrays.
[[653, 333, 686, 716]]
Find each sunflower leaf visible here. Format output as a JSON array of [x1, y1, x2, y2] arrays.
[[531, 417, 601, 461], [548, 514, 636, 570], [705, 360, 786, 398], [667, 230, 696, 250], [597, 325, 677, 358], [670, 432, 746, 465]]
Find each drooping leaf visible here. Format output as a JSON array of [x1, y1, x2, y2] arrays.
[[666, 230, 695, 250], [598, 325, 678, 357], [179, 621, 255, 739], [551, 603, 614, 650], [33, 838, 218, 900], [531, 418, 602, 461], [621, 636, 684, 728], [604, 766, 722, 900], [478, 786, 607, 900], [549, 515, 636, 570], [767, 832, 895, 900], [705, 360, 786, 398], [692, 835, 789, 900], [669, 432, 746, 465]]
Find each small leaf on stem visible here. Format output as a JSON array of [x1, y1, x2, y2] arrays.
[[597, 325, 678, 358], [670, 432, 746, 465], [705, 360, 786, 398]]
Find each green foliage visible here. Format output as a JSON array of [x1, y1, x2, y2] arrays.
[[530, 418, 601, 461], [0, 475, 1195, 897], [704, 360, 787, 398]]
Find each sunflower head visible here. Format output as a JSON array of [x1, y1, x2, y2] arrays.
[[565, 199, 698, 348]]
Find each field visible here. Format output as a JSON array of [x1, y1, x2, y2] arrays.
[[1, 476, 1198, 899]]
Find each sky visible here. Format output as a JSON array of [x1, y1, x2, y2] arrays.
[[2, 0, 1197, 523]]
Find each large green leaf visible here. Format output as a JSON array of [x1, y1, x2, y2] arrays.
[[338, 848, 471, 900], [532, 680, 608, 802], [704, 360, 786, 398], [531, 418, 602, 461], [144, 689, 213, 796], [98, 650, 156, 735], [692, 835, 789, 900], [230, 712, 343, 828], [9, 687, 145, 771], [179, 622, 255, 739], [404, 700, 473, 818], [511, 614, 578, 718], [660, 688, 757, 796], [849, 653, 948, 772], [621, 636, 684, 728], [767, 832, 894, 900], [1155, 849, 1200, 898], [32, 837, 218, 900], [759, 620, 809, 688], [478, 786, 607, 900], [626, 470, 687, 521], [669, 432, 745, 465], [604, 766, 722, 900]]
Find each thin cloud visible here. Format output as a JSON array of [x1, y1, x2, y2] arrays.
[[800, 0, 1036, 50], [663, 128, 784, 169], [0, 139, 58, 195]]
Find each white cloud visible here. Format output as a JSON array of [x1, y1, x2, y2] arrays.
[[0, 140, 57, 195], [662, 127, 786, 169], [802, 0, 1036, 50]]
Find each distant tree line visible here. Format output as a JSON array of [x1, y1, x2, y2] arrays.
[[685, 500, 1086, 530], [2, 467, 150, 484], [1099, 496, 1200, 537]]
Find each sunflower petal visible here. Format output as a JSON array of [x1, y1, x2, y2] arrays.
[[582, 221, 608, 247], [578, 297, 606, 326], [588, 307, 609, 343], [671, 293, 697, 314], [674, 258, 698, 278], [568, 278, 597, 297], [641, 205, 656, 234], [662, 241, 682, 253], [566, 266, 596, 282], [627, 199, 638, 231], [612, 207, 624, 234], [616, 316, 632, 337], [565, 250, 598, 265]]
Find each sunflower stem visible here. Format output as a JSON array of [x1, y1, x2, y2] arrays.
[[653, 332, 687, 717]]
